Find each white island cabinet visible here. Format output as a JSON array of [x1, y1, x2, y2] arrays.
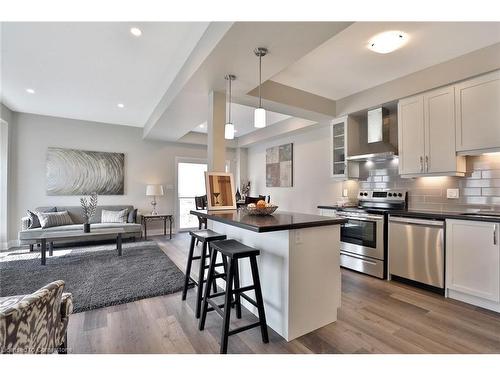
[[191, 209, 346, 341], [446, 219, 500, 312]]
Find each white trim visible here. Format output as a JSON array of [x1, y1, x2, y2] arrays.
[[0, 119, 8, 249], [3, 239, 20, 250]]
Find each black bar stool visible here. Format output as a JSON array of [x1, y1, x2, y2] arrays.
[[182, 229, 227, 318], [199, 239, 269, 354]]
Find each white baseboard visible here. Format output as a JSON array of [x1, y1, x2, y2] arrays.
[[2, 239, 20, 250]]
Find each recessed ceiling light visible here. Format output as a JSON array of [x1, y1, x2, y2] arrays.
[[117, 103, 125, 108], [130, 27, 142, 37], [368, 31, 408, 54], [26, 88, 35, 94]]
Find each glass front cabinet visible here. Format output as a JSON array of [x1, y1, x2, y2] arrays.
[[330, 116, 359, 179]]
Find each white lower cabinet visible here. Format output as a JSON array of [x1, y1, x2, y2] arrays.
[[446, 219, 500, 312]]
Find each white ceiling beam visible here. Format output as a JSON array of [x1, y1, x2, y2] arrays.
[[237, 116, 318, 147], [143, 22, 352, 142]]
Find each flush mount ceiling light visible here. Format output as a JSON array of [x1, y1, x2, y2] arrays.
[[117, 103, 125, 108], [25, 88, 35, 94], [130, 27, 142, 37], [254, 47, 268, 128], [224, 74, 236, 140], [367, 31, 408, 54]]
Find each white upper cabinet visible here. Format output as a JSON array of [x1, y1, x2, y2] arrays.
[[424, 86, 465, 174], [455, 70, 500, 153], [330, 116, 359, 180], [398, 86, 465, 177], [398, 95, 425, 175], [446, 219, 500, 312]]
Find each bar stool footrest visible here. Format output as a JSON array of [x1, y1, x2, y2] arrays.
[[228, 322, 261, 336], [233, 285, 255, 294], [240, 293, 258, 308], [203, 262, 225, 269], [207, 302, 226, 313], [207, 299, 224, 317]]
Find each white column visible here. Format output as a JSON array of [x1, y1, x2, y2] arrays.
[[236, 147, 248, 192], [207, 91, 226, 172]]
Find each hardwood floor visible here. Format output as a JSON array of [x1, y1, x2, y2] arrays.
[[67, 233, 500, 354]]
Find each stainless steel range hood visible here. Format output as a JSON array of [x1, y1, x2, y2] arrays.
[[368, 107, 389, 143], [346, 106, 397, 161]]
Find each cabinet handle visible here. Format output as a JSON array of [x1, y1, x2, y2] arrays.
[[425, 155, 429, 172], [495, 225, 498, 246], [419, 156, 423, 172]]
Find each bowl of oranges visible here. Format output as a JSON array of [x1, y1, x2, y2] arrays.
[[242, 200, 278, 216]]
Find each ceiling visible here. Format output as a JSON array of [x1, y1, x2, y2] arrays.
[[143, 22, 352, 141], [0, 22, 209, 126], [2, 21, 499, 142], [272, 22, 500, 100], [193, 103, 291, 137]]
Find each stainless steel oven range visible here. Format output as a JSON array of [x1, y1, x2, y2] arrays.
[[336, 190, 407, 279]]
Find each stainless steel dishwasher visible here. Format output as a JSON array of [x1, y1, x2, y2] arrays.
[[388, 216, 444, 290]]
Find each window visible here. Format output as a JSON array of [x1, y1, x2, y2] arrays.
[[177, 160, 207, 230]]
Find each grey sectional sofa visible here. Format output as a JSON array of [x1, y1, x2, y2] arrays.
[[19, 205, 142, 246]]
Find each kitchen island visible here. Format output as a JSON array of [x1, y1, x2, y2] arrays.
[[190, 209, 346, 341]]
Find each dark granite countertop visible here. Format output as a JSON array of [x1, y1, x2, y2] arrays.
[[191, 209, 347, 233], [388, 210, 500, 223], [318, 205, 500, 223]]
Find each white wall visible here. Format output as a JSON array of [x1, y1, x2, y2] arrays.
[[247, 124, 343, 214], [8, 112, 237, 243]]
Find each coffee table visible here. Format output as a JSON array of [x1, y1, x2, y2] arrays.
[[29, 228, 126, 265]]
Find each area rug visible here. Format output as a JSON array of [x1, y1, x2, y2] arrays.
[[0, 241, 186, 313]]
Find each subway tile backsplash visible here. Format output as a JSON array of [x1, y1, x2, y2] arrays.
[[345, 154, 500, 212]]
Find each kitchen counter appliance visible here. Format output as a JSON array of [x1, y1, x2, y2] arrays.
[[336, 190, 407, 279], [388, 216, 444, 293]]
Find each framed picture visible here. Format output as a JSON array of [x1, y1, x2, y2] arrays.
[[266, 143, 293, 187], [46, 147, 124, 195], [205, 172, 236, 210]]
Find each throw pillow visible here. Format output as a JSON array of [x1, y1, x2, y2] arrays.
[[37, 211, 74, 229], [27, 207, 56, 228], [127, 208, 138, 223], [101, 209, 128, 223]]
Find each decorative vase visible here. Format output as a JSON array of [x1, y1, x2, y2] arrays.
[[83, 223, 91, 233], [235, 188, 241, 201]]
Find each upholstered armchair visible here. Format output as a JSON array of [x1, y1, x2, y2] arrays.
[[0, 280, 73, 354]]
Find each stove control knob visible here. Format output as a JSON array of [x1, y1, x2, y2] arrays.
[[364, 192, 368, 196], [359, 192, 363, 196], [398, 193, 403, 197], [388, 193, 393, 197]]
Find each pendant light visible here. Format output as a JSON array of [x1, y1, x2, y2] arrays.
[[254, 47, 268, 128], [224, 74, 236, 140]]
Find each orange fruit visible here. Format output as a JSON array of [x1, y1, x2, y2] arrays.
[[256, 200, 266, 209]]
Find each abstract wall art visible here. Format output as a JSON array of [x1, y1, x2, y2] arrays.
[[266, 143, 293, 187], [46, 147, 124, 195]]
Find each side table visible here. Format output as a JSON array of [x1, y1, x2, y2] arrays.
[[141, 214, 173, 240]]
